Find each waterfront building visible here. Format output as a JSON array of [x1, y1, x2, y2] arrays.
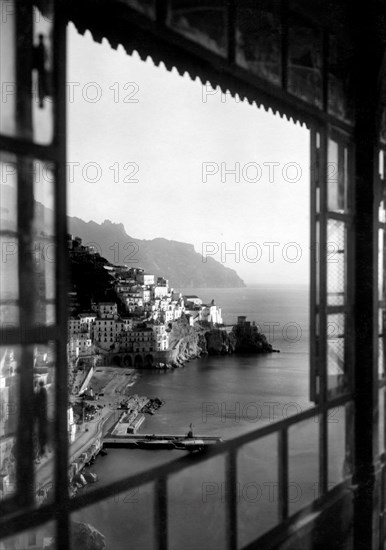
[[68, 317, 81, 335], [137, 273, 155, 286], [93, 318, 117, 350], [184, 295, 203, 307], [118, 327, 155, 353], [201, 304, 223, 325], [78, 313, 97, 332], [150, 324, 170, 351], [97, 302, 118, 319]]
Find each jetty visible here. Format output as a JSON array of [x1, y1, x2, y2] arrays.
[[103, 433, 223, 451]]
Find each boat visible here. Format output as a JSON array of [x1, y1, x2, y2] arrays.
[[173, 438, 206, 452], [173, 423, 220, 452]]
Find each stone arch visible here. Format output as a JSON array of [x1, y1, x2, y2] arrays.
[[134, 354, 143, 367], [111, 355, 122, 366], [123, 355, 133, 367], [145, 354, 154, 367]]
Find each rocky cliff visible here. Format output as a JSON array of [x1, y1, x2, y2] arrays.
[[161, 317, 276, 368]]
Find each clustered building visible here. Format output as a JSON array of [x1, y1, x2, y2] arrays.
[[66, 239, 223, 362]]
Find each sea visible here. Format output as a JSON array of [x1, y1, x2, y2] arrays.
[[73, 285, 347, 550]]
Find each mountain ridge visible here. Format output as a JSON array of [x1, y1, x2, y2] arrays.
[[68, 215, 245, 289]]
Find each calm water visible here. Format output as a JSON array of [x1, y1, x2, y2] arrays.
[[74, 286, 346, 550]]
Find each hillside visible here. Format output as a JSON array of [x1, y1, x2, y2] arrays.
[[68, 217, 245, 289]]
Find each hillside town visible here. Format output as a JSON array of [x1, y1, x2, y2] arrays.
[[0, 235, 275, 510], [67, 235, 223, 370]]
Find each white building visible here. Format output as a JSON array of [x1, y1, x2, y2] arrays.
[[118, 328, 155, 353], [184, 295, 203, 307], [201, 304, 223, 325], [137, 273, 155, 286], [153, 285, 169, 299], [151, 324, 170, 351], [78, 313, 96, 332]]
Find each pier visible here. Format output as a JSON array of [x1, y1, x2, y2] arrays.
[[103, 433, 223, 450]]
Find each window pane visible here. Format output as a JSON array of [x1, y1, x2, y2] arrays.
[[236, 0, 281, 85], [167, 0, 227, 57], [0, 233, 19, 326], [0, 521, 56, 550], [33, 161, 56, 325], [327, 220, 346, 306], [169, 455, 226, 550], [328, 139, 348, 212], [72, 483, 153, 550], [288, 18, 323, 108], [327, 313, 347, 393], [1, 342, 57, 507], [0, 152, 19, 325], [0, 2, 54, 145], [379, 229, 385, 302], [32, 5, 54, 144], [237, 436, 278, 547], [0, 346, 19, 503], [33, 342, 56, 505], [0, 153, 56, 326], [379, 309, 385, 380], [289, 418, 319, 516], [328, 404, 352, 486], [379, 151, 386, 222], [379, 388, 385, 455], [0, 0, 16, 136]]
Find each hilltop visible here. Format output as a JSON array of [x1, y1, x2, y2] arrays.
[[68, 216, 245, 289]]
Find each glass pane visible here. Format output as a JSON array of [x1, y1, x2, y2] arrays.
[[236, 0, 281, 85], [380, 109, 386, 145], [327, 220, 346, 306], [0, 151, 19, 325], [117, 0, 155, 19], [379, 317, 385, 380], [32, 4, 54, 144], [0, 0, 16, 136], [328, 139, 348, 212], [0, 521, 56, 550], [0, 346, 19, 502], [33, 161, 56, 325], [379, 338, 385, 380], [237, 436, 278, 547], [169, 455, 226, 550], [72, 483, 153, 550], [289, 418, 319, 516], [0, 232, 19, 326], [0, 152, 56, 326], [288, 18, 323, 107], [327, 313, 347, 393], [33, 342, 56, 504], [328, 405, 352, 486], [379, 229, 385, 302], [379, 150, 386, 223], [0, 343, 55, 507], [379, 388, 385, 455], [0, 2, 54, 144], [328, 34, 354, 124], [0, 152, 17, 233], [167, 0, 227, 57]]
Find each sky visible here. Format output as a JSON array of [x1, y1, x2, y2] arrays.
[[67, 23, 310, 286]]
